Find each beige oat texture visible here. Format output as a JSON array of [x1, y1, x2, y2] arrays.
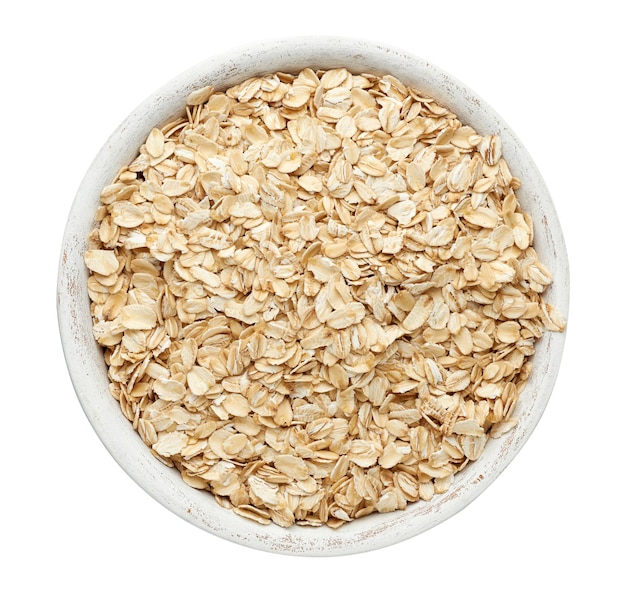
[[85, 68, 565, 528]]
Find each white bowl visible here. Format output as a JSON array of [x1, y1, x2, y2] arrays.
[[57, 36, 569, 556]]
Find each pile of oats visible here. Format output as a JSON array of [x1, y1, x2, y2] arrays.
[[85, 68, 565, 528]]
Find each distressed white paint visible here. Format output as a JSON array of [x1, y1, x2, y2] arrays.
[[57, 37, 569, 556]]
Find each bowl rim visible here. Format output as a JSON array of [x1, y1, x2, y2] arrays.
[[57, 35, 569, 556]]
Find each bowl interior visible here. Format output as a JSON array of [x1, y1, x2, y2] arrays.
[[57, 36, 569, 556]]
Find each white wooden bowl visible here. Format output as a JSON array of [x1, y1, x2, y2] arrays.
[[57, 36, 569, 556]]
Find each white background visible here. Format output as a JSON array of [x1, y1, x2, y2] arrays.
[[2, 1, 623, 591]]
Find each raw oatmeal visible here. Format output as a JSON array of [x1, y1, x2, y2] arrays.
[[84, 68, 565, 527]]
